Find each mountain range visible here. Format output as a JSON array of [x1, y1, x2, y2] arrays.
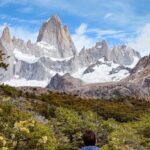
[[0, 15, 149, 100]]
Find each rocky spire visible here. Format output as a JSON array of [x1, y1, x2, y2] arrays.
[[1, 26, 11, 43], [37, 15, 76, 58]]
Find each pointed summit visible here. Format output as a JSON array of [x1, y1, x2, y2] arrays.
[[1, 26, 11, 43], [37, 15, 76, 58], [48, 15, 61, 23]]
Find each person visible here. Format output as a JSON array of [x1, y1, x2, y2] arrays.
[[80, 130, 100, 150]]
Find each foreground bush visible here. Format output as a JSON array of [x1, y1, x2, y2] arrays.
[[0, 102, 57, 150]]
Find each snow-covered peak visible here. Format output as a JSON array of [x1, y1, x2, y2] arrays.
[[36, 15, 76, 58]]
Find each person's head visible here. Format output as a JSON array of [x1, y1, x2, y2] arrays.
[[82, 130, 96, 146]]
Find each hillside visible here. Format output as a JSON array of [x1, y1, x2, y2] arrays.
[[0, 85, 150, 150]]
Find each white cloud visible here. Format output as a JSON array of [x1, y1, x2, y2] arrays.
[[128, 24, 150, 56], [72, 23, 96, 51], [104, 13, 113, 19], [0, 24, 38, 42], [88, 28, 122, 38], [76, 23, 87, 35]]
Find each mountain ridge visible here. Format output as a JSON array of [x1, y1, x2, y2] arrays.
[[0, 15, 144, 98]]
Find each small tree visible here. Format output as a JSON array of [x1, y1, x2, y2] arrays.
[[0, 49, 9, 81], [0, 49, 8, 70]]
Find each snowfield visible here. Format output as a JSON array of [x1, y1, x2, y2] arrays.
[[4, 79, 49, 88], [72, 59, 130, 84], [37, 41, 57, 50], [49, 56, 74, 61], [3, 56, 139, 87], [14, 49, 39, 64]]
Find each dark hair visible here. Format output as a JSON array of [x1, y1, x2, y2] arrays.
[[82, 130, 96, 146]]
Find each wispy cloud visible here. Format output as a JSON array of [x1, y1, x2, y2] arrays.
[[88, 28, 123, 38], [128, 24, 150, 56], [104, 13, 113, 19], [72, 23, 96, 51], [0, 14, 42, 24]]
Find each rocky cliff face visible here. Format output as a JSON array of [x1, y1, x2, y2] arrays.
[[109, 45, 141, 65], [78, 40, 109, 67], [37, 16, 76, 58], [124, 55, 150, 96], [70, 82, 148, 100]]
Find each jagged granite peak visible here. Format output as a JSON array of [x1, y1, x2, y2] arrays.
[[1, 26, 11, 44], [37, 15, 76, 58], [0, 26, 14, 54], [110, 45, 141, 65], [78, 40, 109, 67], [47, 73, 83, 91], [0, 26, 15, 81]]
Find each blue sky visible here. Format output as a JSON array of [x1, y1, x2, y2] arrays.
[[0, 0, 150, 55]]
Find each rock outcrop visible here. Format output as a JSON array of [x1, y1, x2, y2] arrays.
[[124, 55, 150, 96], [47, 73, 83, 91], [70, 82, 148, 100]]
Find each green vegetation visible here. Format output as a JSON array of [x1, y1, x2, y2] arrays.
[[0, 49, 8, 70], [0, 85, 150, 149], [0, 102, 56, 150]]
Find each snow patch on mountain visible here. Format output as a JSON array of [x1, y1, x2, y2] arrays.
[[4, 78, 49, 87], [37, 41, 57, 50], [49, 56, 74, 61], [72, 59, 130, 84], [125, 56, 139, 68], [81, 68, 129, 84], [14, 49, 39, 64]]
